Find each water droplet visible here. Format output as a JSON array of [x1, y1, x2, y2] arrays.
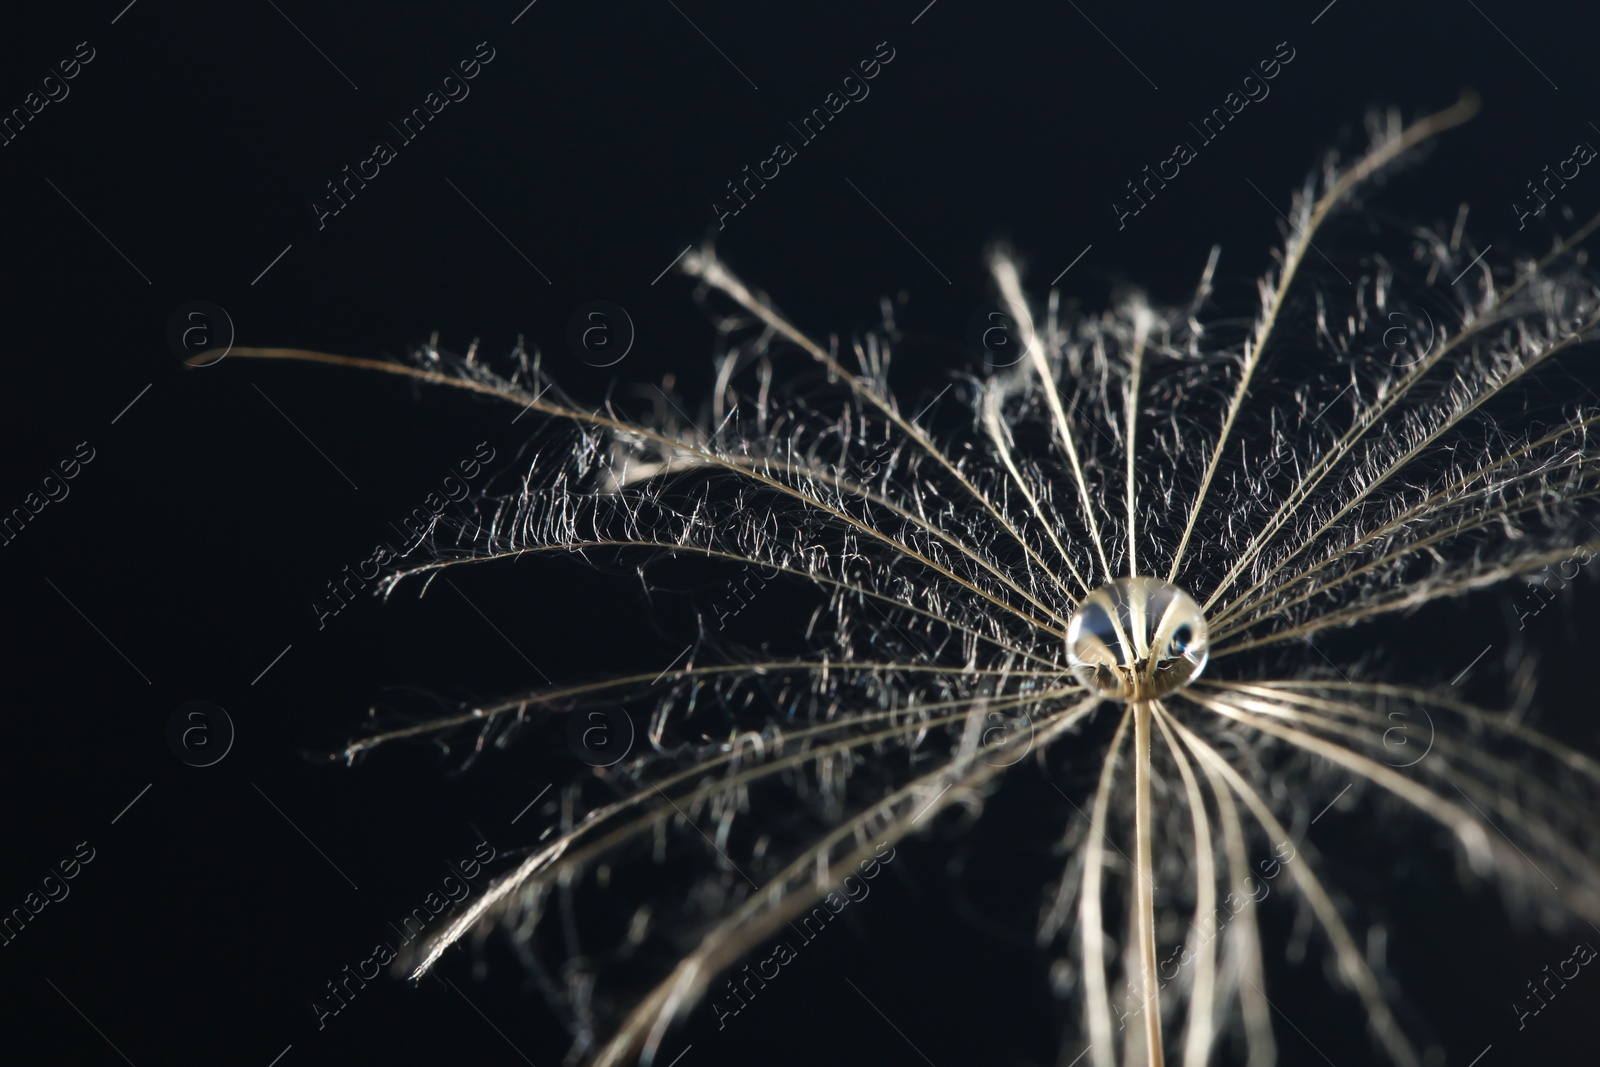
[[1066, 577, 1210, 700]]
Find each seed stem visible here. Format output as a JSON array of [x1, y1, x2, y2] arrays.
[[1134, 698, 1165, 1067]]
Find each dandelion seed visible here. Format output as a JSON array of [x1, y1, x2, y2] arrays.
[[223, 93, 1600, 1066]]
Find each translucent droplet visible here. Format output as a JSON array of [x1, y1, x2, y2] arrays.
[[1066, 577, 1210, 701]]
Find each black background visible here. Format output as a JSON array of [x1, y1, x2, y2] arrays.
[[3, 1, 1598, 1064]]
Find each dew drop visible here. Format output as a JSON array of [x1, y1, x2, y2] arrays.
[[1066, 577, 1210, 701]]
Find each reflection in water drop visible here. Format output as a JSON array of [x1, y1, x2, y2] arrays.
[[1065, 578, 1210, 701]]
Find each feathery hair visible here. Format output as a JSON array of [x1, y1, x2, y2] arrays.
[[227, 95, 1600, 1067]]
